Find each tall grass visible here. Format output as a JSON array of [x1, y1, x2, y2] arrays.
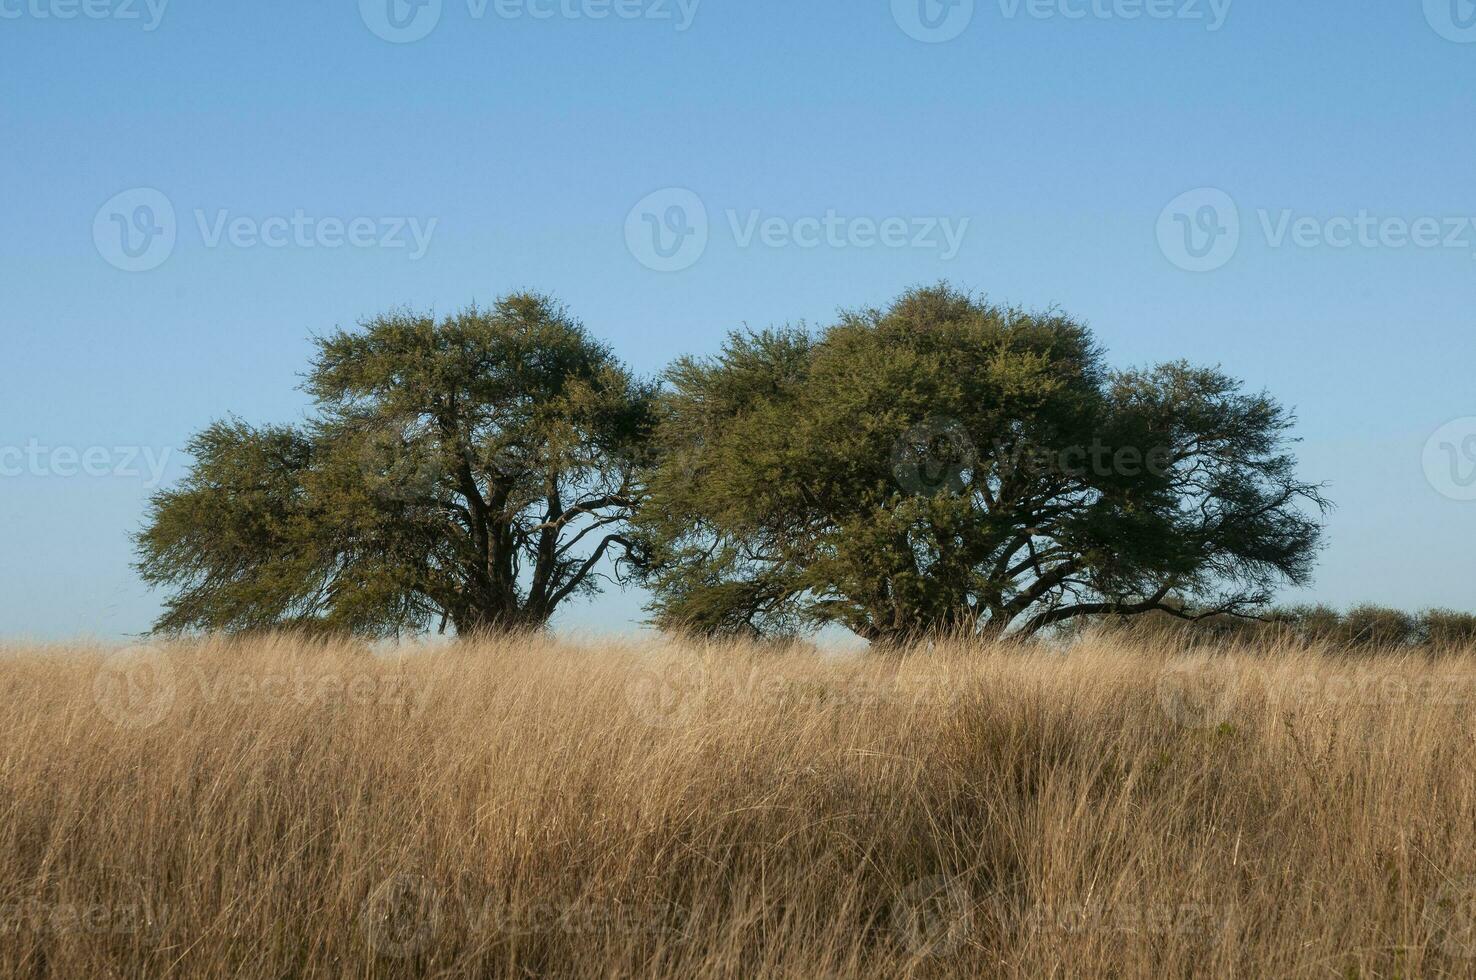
[[1, 632, 1474, 977]]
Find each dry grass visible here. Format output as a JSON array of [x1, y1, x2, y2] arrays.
[[2, 633, 1475, 978]]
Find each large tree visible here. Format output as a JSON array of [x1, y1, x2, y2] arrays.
[[137, 293, 652, 636], [632, 285, 1328, 644]]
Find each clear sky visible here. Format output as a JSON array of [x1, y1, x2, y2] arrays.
[[3, 0, 1475, 641]]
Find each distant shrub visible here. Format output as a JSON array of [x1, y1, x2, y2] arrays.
[[1339, 605, 1420, 649], [1419, 609, 1476, 651], [1080, 607, 1273, 648], [1273, 604, 1343, 644], [1071, 602, 1476, 653]]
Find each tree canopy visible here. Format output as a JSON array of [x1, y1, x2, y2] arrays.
[[139, 285, 1327, 644], [631, 285, 1328, 643], [137, 293, 653, 636]]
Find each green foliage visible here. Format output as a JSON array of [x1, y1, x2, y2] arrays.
[[1273, 603, 1344, 643], [137, 293, 653, 637], [1419, 608, 1476, 650], [632, 285, 1329, 643], [1086, 603, 1476, 652], [1340, 604, 1419, 649]]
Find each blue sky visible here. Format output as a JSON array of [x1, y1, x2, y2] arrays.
[[3, 0, 1475, 640]]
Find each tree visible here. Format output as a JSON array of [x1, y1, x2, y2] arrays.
[[632, 285, 1328, 644], [137, 293, 653, 637]]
